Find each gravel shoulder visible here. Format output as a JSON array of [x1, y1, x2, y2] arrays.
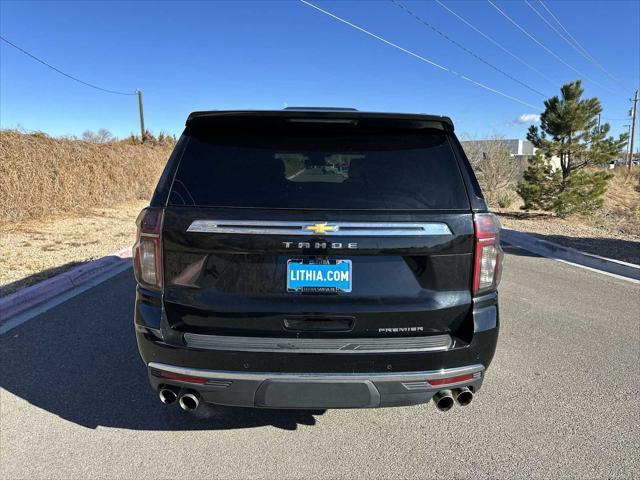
[[0, 200, 146, 297], [497, 210, 640, 264]]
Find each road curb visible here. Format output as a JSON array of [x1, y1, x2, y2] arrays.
[[0, 247, 132, 321], [501, 229, 640, 281]]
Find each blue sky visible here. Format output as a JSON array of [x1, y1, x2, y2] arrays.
[[1, 0, 638, 141]]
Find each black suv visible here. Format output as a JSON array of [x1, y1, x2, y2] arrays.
[[133, 108, 502, 412]]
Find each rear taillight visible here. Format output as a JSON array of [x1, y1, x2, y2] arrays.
[[133, 207, 164, 289], [472, 213, 503, 295]]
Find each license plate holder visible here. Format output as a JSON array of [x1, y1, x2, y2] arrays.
[[287, 259, 352, 293]]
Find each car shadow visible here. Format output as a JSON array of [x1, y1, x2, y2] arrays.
[[0, 260, 86, 298], [0, 269, 325, 431], [496, 211, 549, 221], [500, 243, 541, 258]]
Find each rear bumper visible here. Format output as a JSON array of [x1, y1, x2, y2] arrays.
[[148, 362, 485, 408], [135, 287, 499, 408]]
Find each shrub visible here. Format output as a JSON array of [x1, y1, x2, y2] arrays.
[[496, 191, 515, 209], [123, 130, 177, 147], [82, 128, 115, 144], [462, 136, 519, 207], [554, 170, 613, 216], [516, 153, 562, 211]]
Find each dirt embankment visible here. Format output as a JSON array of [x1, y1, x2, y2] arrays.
[[0, 130, 171, 224]]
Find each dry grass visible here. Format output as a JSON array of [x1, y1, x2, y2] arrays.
[[597, 169, 640, 237], [0, 130, 171, 224], [0, 200, 147, 297]]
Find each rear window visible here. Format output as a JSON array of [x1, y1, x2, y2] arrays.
[[169, 127, 470, 210]]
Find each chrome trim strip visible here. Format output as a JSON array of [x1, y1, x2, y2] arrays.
[[183, 333, 452, 354], [186, 220, 452, 236], [148, 362, 484, 382]]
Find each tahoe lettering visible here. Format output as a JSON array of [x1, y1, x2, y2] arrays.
[[282, 241, 358, 249]]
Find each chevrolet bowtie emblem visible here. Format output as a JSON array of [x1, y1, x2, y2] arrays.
[[304, 223, 338, 234]]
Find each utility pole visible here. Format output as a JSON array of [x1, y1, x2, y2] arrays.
[[629, 90, 638, 170], [136, 89, 146, 142], [623, 125, 631, 165]]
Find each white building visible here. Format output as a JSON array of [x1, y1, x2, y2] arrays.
[[461, 139, 561, 170]]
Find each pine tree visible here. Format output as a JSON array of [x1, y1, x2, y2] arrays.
[[518, 80, 627, 216], [526, 80, 627, 186]]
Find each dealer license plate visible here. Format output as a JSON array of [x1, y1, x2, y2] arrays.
[[286, 259, 352, 293]]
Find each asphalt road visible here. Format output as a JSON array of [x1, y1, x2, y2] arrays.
[[1, 246, 639, 479]]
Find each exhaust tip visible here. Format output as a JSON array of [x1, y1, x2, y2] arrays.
[[453, 387, 474, 407], [179, 392, 200, 412], [433, 390, 454, 412], [159, 388, 178, 405]]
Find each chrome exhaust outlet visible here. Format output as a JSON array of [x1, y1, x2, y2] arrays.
[[179, 392, 200, 411], [158, 387, 178, 405], [433, 389, 454, 412], [453, 387, 474, 406]]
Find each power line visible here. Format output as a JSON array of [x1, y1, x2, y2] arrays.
[[486, 0, 615, 95], [524, 0, 618, 89], [524, 1, 582, 56], [433, 0, 556, 85], [390, 0, 547, 98], [537, 0, 626, 87], [299, 0, 540, 110], [537, 0, 596, 60], [0, 35, 136, 96]]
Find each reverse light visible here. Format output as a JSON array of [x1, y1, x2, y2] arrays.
[[133, 207, 164, 289], [472, 213, 503, 295]]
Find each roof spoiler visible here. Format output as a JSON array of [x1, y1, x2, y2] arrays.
[[185, 110, 454, 131], [283, 107, 359, 111]]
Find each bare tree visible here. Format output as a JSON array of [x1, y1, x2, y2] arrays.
[[462, 135, 519, 207], [82, 128, 114, 143]]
